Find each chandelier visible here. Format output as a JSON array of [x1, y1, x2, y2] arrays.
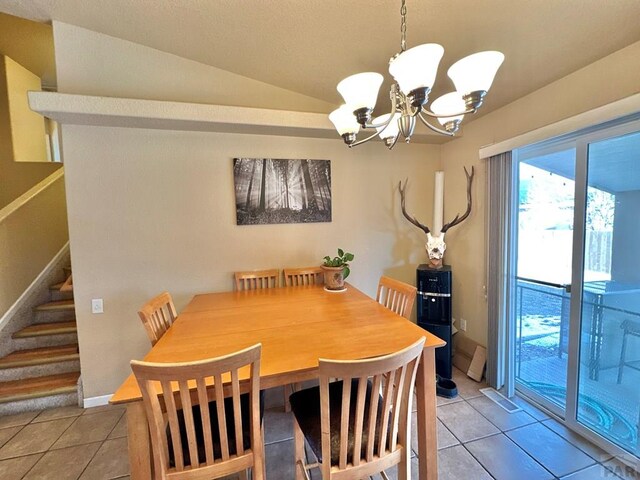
[[328, 0, 504, 148]]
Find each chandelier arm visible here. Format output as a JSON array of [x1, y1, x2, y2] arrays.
[[386, 134, 400, 150], [359, 88, 400, 130], [420, 107, 477, 119], [349, 101, 399, 147], [417, 113, 456, 137], [347, 128, 384, 148]]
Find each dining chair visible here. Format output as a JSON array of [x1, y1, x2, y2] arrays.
[[284, 266, 324, 286], [376, 276, 417, 320], [234, 269, 280, 291], [289, 337, 425, 480], [138, 291, 178, 346], [130, 343, 265, 480], [617, 319, 640, 384]]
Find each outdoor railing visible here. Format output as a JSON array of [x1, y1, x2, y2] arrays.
[[515, 277, 640, 381]]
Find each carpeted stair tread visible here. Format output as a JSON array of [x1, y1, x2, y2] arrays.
[[0, 344, 79, 369], [34, 300, 75, 312], [13, 322, 77, 338], [0, 372, 79, 404]]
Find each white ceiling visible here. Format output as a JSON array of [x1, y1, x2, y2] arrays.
[[526, 129, 640, 193], [1, 0, 639, 118]]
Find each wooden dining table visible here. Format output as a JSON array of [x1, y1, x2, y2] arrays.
[[111, 283, 445, 479]]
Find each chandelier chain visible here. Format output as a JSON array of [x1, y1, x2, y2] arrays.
[[400, 0, 407, 52]]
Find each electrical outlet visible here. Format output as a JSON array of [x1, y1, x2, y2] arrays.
[[91, 298, 104, 314], [460, 318, 467, 331]]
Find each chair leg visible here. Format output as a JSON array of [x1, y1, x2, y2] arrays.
[[251, 424, 266, 480], [294, 418, 308, 480]]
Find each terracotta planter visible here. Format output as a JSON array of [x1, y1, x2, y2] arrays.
[[321, 265, 346, 291]]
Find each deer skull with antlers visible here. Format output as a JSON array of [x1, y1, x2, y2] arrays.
[[398, 167, 474, 269]]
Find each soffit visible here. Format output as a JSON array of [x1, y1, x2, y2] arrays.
[[1, 0, 639, 119]]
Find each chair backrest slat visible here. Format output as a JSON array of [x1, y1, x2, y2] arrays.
[[178, 379, 199, 467], [235, 269, 280, 291], [319, 376, 332, 480], [214, 372, 230, 460], [377, 369, 394, 455], [376, 276, 417, 320], [284, 267, 324, 287], [131, 344, 262, 479], [231, 369, 244, 456], [162, 379, 184, 471], [318, 338, 425, 475], [138, 292, 178, 346], [351, 376, 368, 467], [389, 365, 408, 452], [338, 377, 351, 469], [195, 377, 215, 465], [365, 373, 382, 462]]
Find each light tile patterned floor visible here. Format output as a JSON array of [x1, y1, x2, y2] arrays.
[[0, 368, 638, 479]]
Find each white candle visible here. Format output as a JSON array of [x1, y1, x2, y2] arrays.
[[433, 171, 444, 233]]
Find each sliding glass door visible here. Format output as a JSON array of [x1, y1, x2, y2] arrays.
[[574, 129, 640, 456], [514, 142, 576, 414], [511, 117, 640, 458]]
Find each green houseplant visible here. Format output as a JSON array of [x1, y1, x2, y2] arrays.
[[321, 248, 354, 291]]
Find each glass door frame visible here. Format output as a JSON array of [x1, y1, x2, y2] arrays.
[[510, 141, 576, 420], [509, 115, 640, 460], [565, 117, 640, 460]]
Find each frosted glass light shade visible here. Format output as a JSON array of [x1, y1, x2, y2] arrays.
[[373, 113, 401, 139], [447, 51, 504, 95], [337, 72, 384, 111], [329, 105, 361, 135], [430, 92, 466, 126], [388, 43, 444, 94]]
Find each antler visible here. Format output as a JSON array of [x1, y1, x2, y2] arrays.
[[441, 166, 474, 233], [398, 179, 430, 234]]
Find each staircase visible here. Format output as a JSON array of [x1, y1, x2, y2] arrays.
[[0, 267, 80, 414]]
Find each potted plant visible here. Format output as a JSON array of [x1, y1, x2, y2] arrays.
[[321, 248, 354, 291]]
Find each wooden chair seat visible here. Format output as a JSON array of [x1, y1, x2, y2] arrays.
[[289, 379, 383, 465], [168, 392, 264, 467]]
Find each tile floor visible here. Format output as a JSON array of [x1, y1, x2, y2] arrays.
[[0, 368, 638, 479]]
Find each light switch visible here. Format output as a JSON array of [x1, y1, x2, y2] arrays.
[[91, 298, 104, 314]]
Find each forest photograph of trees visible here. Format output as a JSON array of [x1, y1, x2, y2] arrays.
[[233, 158, 332, 225]]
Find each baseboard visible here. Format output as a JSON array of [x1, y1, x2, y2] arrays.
[[83, 394, 112, 408], [0, 241, 70, 332]]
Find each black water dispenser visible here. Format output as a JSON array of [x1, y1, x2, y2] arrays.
[[417, 265, 457, 397]]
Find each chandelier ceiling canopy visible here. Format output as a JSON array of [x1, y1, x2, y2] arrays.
[[329, 0, 505, 149]]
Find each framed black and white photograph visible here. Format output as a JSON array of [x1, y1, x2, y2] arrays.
[[233, 158, 332, 225]]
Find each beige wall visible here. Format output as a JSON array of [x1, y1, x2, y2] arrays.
[[0, 63, 61, 208], [0, 173, 69, 319], [53, 22, 440, 398], [0, 15, 61, 208], [53, 22, 334, 114], [3, 55, 48, 162], [441, 41, 640, 347], [63, 126, 438, 398]]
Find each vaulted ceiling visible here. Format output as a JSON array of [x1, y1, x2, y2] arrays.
[[1, 0, 639, 118]]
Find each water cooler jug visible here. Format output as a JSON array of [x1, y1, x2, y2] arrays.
[[417, 264, 457, 397]]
